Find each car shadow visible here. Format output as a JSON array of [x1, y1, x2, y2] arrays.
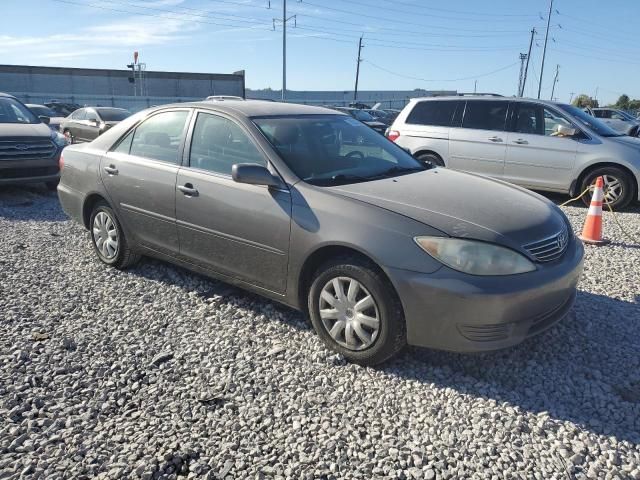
[[0, 185, 68, 222], [540, 190, 640, 213], [383, 290, 640, 445], [132, 257, 639, 444]]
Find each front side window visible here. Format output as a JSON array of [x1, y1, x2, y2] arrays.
[[543, 108, 573, 136], [513, 103, 542, 135], [253, 115, 425, 186], [129, 110, 189, 164], [71, 109, 86, 121], [557, 104, 623, 137], [85, 110, 99, 122], [406, 101, 458, 127], [462, 101, 508, 131], [0, 98, 39, 124], [189, 113, 266, 175]]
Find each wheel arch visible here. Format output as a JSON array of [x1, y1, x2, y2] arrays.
[[413, 149, 445, 166], [296, 244, 401, 317], [82, 193, 111, 229]]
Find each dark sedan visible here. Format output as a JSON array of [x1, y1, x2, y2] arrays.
[[60, 107, 130, 143], [333, 107, 387, 134]]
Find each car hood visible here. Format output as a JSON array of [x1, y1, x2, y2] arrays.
[[608, 134, 640, 149], [0, 122, 52, 139], [328, 168, 566, 252]]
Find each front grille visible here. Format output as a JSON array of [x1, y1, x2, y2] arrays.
[[0, 139, 57, 161], [0, 166, 58, 179], [523, 226, 569, 262]]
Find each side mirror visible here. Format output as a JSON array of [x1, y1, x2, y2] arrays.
[[90, 118, 100, 126], [232, 163, 284, 188], [39, 115, 50, 125], [555, 124, 577, 137]]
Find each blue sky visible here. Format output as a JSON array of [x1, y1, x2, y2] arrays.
[[3, 0, 640, 104]]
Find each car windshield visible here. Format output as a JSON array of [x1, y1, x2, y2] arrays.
[[616, 110, 636, 121], [27, 105, 57, 117], [351, 109, 374, 121], [557, 104, 624, 137], [0, 98, 40, 124], [97, 108, 131, 121], [253, 115, 426, 186]]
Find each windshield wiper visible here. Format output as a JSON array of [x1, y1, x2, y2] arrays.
[[367, 166, 425, 179], [305, 173, 370, 186]]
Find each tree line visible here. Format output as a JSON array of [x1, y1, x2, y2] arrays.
[[572, 93, 640, 111]]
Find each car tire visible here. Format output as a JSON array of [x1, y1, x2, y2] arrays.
[[416, 153, 444, 168], [580, 166, 634, 209], [45, 180, 59, 191], [89, 201, 140, 269], [307, 256, 406, 366]]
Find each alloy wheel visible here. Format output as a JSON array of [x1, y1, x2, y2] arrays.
[[318, 276, 380, 351], [589, 174, 623, 205], [92, 211, 119, 259]]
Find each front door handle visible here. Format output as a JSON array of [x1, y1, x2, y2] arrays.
[[103, 165, 118, 175], [513, 139, 529, 145], [178, 183, 199, 197], [488, 136, 503, 142]]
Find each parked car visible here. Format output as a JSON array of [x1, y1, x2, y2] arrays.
[[589, 108, 640, 137], [363, 109, 393, 126], [387, 96, 640, 209], [44, 101, 82, 117], [205, 95, 245, 101], [60, 107, 131, 143], [0, 93, 67, 189], [58, 100, 583, 365], [332, 107, 387, 135], [26, 104, 65, 132]]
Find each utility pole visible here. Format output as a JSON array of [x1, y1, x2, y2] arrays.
[[517, 53, 527, 97], [538, 0, 553, 99], [474, 80, 477, 94], [521, 28, 535, 97], [569, 92, 575, 103], [273, 0, 296, 102], [354, 36, 364, 102], [550, 64, 559, 101]]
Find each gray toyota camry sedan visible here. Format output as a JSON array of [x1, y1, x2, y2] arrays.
[[58, 101, 584, 365]]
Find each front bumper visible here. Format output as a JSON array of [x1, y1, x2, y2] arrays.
[[388, 238, 584, 352], [0, 154, 61, 186]]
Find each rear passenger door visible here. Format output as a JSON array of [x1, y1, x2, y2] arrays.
[[100, 109, 192, 255], [175, 111, 292, 294], [448, 100, 509, 178], [504, 102, 577, 190], [399, 100, 460, 163]]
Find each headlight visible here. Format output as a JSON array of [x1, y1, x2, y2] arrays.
[[51, 130, 68, 147], [414, 236, 536, 276]]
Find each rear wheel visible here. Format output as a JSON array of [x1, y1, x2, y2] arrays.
[[89, 201, 140, 269], [415, 152, 444, 168], [580, 166, 634, 209], [307, 256, 406, 366]]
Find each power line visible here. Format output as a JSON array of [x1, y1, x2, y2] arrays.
[[363, 59, 520, 83], [368, 0, 539, 18]]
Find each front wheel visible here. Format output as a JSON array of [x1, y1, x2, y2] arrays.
[[307, 257, 406, 366], [580, 167, 634, 209], [89, 201, 140, 269]]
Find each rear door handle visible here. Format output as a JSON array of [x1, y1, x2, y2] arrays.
[[488, 136, 503, 142], [103, 165, 118, 175], [513, 139, 529, 145], [177, 183, 199, 197]]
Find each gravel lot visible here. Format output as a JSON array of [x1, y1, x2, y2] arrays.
[[1, 186, 639, 480]]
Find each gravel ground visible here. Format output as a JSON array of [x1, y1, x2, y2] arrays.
[[1, 185, 639, 480]]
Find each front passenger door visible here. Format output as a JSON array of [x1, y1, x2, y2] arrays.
[[175, 111, 292, 293]]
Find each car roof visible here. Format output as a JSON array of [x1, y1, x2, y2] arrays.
[[410, 95, 568, 108], [156, 100, 343, 117], [0, 92, 16, 99]]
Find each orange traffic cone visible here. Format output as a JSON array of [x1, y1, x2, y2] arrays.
[[579, 176, 609, 245]]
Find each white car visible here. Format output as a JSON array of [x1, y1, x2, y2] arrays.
[[590, 108, 640, 137], [387, 96, 640, 208]]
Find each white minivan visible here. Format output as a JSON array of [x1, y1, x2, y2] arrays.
[[387, 96, 640, 208]]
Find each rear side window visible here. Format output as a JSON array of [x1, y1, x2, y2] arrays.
[[129, 110, 189, 164], [406, 101, 458, 126], [71, 109, 86, 120], [462, 101, 508, 131]]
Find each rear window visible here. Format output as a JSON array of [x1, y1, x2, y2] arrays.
[[406, 101, 459, 126], [462, 100, 508, 131]]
